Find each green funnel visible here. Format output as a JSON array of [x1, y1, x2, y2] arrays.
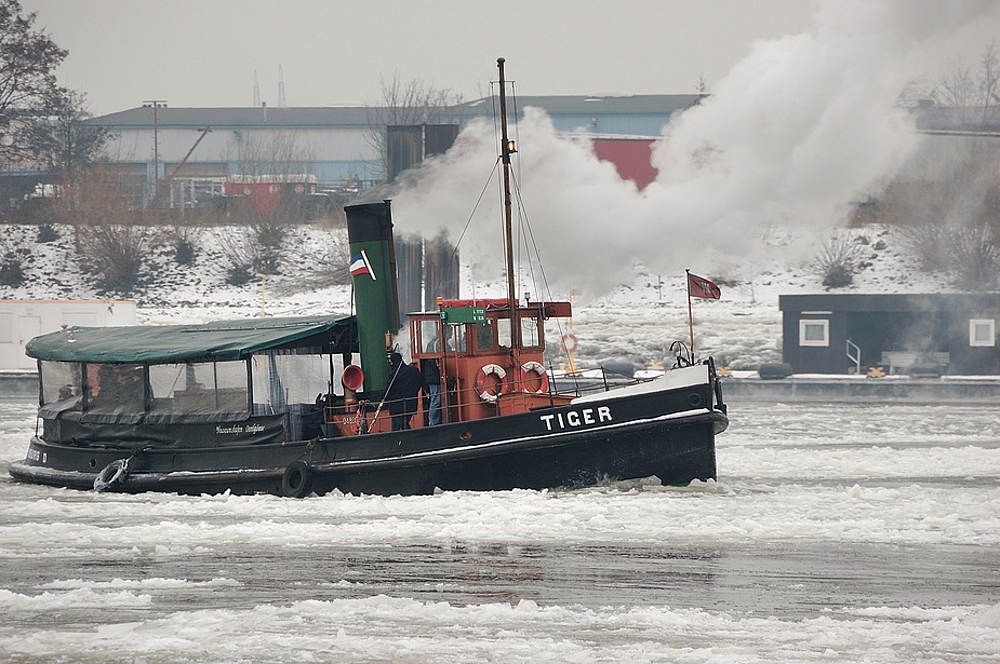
[[345, 201, 400, 393]]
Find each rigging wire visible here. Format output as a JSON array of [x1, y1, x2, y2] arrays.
[[509, 168, 556, 303], [507, 155, 573, 343], [450, 72, 570, 347], [425, 156, 502, 301], [494, 74, 572, 343]]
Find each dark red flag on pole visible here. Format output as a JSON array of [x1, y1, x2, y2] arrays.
[[687, 271, 721, 299]]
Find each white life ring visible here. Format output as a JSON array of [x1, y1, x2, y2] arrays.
[[561, 333, 578, 354], [520, 361, 549, 394], [475, 364, 509, 403]]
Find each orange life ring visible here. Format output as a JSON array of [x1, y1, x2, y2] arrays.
[[560, 333, 578, 354], [475, 364, 510, 403], [520, 361, 549, 394]]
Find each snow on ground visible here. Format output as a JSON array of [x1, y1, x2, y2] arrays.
[[0, 221, 955, 370]]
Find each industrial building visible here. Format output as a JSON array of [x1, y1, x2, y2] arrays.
[[82, 94, 702, 210]]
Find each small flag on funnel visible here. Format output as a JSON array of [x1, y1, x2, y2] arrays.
[[687, 271, 721, 299], [350, 249, 377, 280]]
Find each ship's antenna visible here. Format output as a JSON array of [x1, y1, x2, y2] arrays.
[[253, 70, 261, 107], [497, 57, 519, 356]]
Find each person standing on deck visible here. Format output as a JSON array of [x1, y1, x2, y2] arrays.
[[386, 352, 424, 431], [421, 357, 443, 425]]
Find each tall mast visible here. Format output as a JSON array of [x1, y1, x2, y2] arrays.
[[497, 57, 519, 354]]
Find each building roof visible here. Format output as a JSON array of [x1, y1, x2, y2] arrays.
[[87, 106, 372, 128], [86, 95, 704, 129], [780, 293, 1000, 313], [460, 94, 703, 116], [26, 315, 355, 363]]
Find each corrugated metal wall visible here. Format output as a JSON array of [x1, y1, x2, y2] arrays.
[[395, 235, 460, 321]]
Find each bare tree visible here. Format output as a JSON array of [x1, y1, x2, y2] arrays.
[[933, 41, 1000, 129], [812, 232, 867, 289], [866, 43, 1000, 290], [0, 0, 70, 170], [36, 92, 111, 187], [365, 73, 464, 180], [59, 162, 156, 295], [223, 131, 315, 275]]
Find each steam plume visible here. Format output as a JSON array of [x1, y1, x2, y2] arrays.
[[393, 0, 1000, 296]]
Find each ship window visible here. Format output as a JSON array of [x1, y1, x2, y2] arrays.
[[149, 360, 248, 415], [475, 320, 495, 351], [521, 315, 541, 348], [970, 319, 995, 347], [799, 319, 829, 347], [40, 361, 82, 408], [445, 324, 466, 353], [497, 318, 511, 348], [251, 351, 329, 415], [86, 363, 146, 414], [419, 319, 441, 353]]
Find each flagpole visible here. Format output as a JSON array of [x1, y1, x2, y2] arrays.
[[685, 269, 695, 357]]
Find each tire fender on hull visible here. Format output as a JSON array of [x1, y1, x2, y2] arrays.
[[93, 458, 129, 492], [282, 460, 314, 498]]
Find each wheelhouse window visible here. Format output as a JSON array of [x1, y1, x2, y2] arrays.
[[493, 314, 543, 349], [520, 314, 541, 349], [969, 319, 996, 347], [40, 361, 82, 408], [475, 320, 495, 351], [497, 318, 512, 348], [418, 319, 441, 353], [86, 363, 146, 415], [148, 360, 248, 415], [251, 350, 330, 415], [799, 319, 829, 347], [446, 324, 466, 353]]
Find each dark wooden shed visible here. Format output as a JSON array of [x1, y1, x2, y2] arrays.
[[780, 294, 1000, 375]]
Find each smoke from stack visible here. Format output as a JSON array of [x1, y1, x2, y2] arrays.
[[392, 0, 1000, 297]]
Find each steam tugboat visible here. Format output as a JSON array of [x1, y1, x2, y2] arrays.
[[9, 59, 728, 497]]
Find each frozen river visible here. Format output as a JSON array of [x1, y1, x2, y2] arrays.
[[1, 397, 999, 662]]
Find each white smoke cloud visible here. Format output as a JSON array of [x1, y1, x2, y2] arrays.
[[392, 0, 1000, 297]]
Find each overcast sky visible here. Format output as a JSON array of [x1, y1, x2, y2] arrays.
[[20, 0, 836, 116]]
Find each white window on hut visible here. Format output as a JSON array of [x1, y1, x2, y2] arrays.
[[969, 319, 996, 347], [497, 317, 512, 348], [799, 319, 830, 347]]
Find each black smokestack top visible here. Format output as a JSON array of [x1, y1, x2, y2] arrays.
[[346, 200, 394, 245]]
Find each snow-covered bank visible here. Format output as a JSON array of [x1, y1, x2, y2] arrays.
[[0, 222, 955, 370]]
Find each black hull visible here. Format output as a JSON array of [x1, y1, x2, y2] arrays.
[[10, 372, 727, 497]]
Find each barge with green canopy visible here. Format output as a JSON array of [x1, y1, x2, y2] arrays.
[[8, 59, 727, 497]]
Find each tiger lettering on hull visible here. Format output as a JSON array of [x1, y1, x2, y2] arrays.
[[539, 406, 613, 431]]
